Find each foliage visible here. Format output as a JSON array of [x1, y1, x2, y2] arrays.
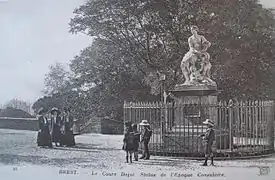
[[4, 99, 32, 114], [0, 107, 34, 118], [43, 62, 70, 95], [35, 0, 275, 122], [69, 0, 275, 100], [69, 38, 158, 119]]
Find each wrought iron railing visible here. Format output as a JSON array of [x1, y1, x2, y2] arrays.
[[124, 100, 274, 157]]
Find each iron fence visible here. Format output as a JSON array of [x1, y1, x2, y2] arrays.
[[124, 100, 274, 157]]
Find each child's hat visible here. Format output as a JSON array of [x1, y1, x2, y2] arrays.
[[202, 119, 214, 126], [139, 120, 150, 126]]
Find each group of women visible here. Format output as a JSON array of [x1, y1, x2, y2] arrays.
[[36, 107, 76, 148]]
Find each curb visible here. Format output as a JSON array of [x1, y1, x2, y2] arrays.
[[140, 150, 275, 161], [170, 153, 275, 161]]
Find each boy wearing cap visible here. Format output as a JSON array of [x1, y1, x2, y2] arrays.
[[200, 119, 215, 166], [139, 120, 152, 160]]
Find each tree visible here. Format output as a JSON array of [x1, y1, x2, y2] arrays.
[[43, 62, 70, 95], [69, 38, 158, 120], [4, 99, 32, 114], [0, 107, 34, 118], [69, 0, 275, 100], [37, 62, 84, 117]]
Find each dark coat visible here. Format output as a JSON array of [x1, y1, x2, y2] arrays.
[[132, 130, 141, 151], [141, 126, 152, 142], [123, 132, 136, 151], [37, 115, 52, 147], [62, 114, 75, 146], [51, 116, 62, 143], [123, 127, 135, 151], [201, 127, 215, 154]]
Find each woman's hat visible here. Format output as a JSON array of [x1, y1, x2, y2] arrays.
[[139, 120, 150, 126], [50, 107, 61, 114], [202, 119, 214, 126]]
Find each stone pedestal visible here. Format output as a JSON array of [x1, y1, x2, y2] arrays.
[[164, 84, 219, 153], [171, 84, 218, 126]]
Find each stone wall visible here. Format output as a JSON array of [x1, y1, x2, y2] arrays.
[[0, 117, 124, 135], [0, 117, 38, 131], [101, 119, 123, 134], [79, 117, 102, 134]]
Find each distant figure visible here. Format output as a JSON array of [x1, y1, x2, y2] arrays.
[[62, 107, 76, 147], [139, 120, 152, 160], [50, 107, 62, 147], [37, 108, 52, 148], [199, 119, 215, 166], [132, 123, 141, 161], [122, 121, 135, 163]]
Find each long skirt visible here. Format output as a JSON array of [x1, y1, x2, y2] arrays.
[[64, 130, 75, 147], [59, 133, 66, 146], [37, 127, 52, 147], [52, 125, 61, 143]]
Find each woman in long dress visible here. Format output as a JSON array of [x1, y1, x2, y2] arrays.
[[50, 107, 62, 147], [59, 113, 66, 147], [37, 108, 52, 148], [63, 108, 76, 147]]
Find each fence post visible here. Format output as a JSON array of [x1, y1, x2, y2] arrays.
[[123, 101, 126, 134], [267, 101, 274, 150], [228, 99, 234, 151], [160, 102, 165, 135]]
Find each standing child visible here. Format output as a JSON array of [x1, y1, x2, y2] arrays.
[[122, 121, 135, 163], [200, 119, 215, 166], [132, 123, 141, 161], [139, 120, 152, 160]]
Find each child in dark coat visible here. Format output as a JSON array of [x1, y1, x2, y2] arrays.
[[132, 123, 141, 161], [200, 119, 215, 166], [123, 121, 135, 163]]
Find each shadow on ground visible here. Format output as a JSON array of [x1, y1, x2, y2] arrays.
[[0, 153, 93, 167], [76, 143, 121, 151], [0, 142, 122, 168]]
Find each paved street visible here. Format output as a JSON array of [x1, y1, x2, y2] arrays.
[[0, 129, 274, 180]]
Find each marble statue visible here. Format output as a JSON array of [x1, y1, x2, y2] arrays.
[[180, 26, 216, 86]]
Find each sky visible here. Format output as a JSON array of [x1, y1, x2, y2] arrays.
[[0, 0, 92, 105], [0, 0, 274, 106]]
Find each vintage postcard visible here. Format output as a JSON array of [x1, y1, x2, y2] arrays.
[[0, 0, 275, 179]]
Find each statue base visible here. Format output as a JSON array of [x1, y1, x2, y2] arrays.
[[162, 83, 223, 152], [173, 84, 218, 97], [169, 83, 218, 124]]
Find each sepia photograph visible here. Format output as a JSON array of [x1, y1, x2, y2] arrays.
[[0, 0, 275, 179]]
